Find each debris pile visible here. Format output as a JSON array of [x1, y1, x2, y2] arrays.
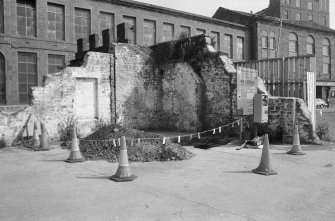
[[79, 124, 194, 162]]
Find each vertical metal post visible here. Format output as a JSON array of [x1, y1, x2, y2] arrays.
[[239, 117, 243, 141]]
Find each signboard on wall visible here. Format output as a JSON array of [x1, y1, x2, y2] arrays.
[[237, 67, 258, 115]]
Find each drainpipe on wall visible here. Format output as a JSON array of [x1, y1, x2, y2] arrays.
[[110, 43, 117, 124], [276, 18, 283, 58]]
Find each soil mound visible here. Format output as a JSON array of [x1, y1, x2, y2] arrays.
[[79, 124, 194, 162]]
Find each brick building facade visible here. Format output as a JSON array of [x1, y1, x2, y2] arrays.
[[213, 0, 335, 100], [0, 0, 249, 106], [0, 0, 334, 107]]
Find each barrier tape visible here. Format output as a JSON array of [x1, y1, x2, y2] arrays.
[[61, 117, 250, 145]]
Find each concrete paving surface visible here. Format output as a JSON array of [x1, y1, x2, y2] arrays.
[[1, 142, 335, 221]]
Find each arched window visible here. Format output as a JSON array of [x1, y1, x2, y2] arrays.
[[0, 53, 5, 104], [306, 36, 315, 55], [323, 38, 331, 78], [261, 30, 268, 58], [289, 33, 298, 56], [323, 17, 327, 26], [283, 10, 289, 20]]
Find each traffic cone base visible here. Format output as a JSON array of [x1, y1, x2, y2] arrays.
[[65, 151, 85, 163], [110, 174, 137, 182], [287, 150, 306, 155], [252, 134, 277, 176], [252, 168, 278, 176], [287, 125, 305, 155]]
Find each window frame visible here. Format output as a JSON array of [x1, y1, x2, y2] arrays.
[[224, 34, 233, 58], [143, 19, 156, 46], [0, 0, 4, 33], [307, 1, 313, 10], [295, 12, 301, 21], [211, 31, 220, 51], [99, 11, 114, 45], [47, 3, 65, 41], [74, 7, 91, 41], [296, 0, 301, 8], [283, 10, 289, 20], [237, 36, 245, 60], [17, 52, 38, 104], [322, 38, 331, 77], [123, 15, 136, 44], [306, 35, 315, 55], [289, 33, 298, 56], [48, 54, 65, 74], [16, 0, 36, 37], [180, 25, 191, 38], [0, 52, 5, 104], [308, 14, 313, 22], [162, 22, 174, 42], [196, 28, 206, 35]]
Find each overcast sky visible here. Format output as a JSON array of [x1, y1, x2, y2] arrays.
[[138, 0, 335, 29]]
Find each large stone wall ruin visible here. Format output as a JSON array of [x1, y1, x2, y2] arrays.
[[0, 34, 319, 145]]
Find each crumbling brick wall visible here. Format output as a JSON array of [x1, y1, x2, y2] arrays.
[[1, 34, 318, 145], [268, 97, 318, 143], [188, 56, 237, 129]]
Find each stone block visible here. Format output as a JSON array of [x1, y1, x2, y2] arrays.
[[89, 34, 100, 51]]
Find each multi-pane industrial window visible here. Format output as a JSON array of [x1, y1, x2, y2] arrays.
[[261, 30, 268, 59], [0, 0, 3, 33], [143, 19, 156, 46], [47, 3, 65, 41], [289, 33, 298, 56], [295, 13, 301, 21], [123, 16, 136, 44], [0, 53, 5, 104], [180, 25, 191, 38], [162, 23, 174, 42], [99, 12, 114, 45], [48, 54, 65, 74], [306, 36, 315, 55], [17, 0, 36, 37], [18, 52, 37, 104], [296, 0, 300, 8], [307, 2, 313, 10], [196, 28, 206, 35], [75, 8, 91, 41], [211, 31, 220, 51], [323, 38, 331, 78], [237, 37, 244, 60], [223, 34, 233, 58]]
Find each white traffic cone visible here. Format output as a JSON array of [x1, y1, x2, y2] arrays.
[[110, 136, 137, 182], [65, 126, 85, 163]]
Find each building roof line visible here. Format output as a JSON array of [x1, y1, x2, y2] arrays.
[[93, 0, 248, 29]]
